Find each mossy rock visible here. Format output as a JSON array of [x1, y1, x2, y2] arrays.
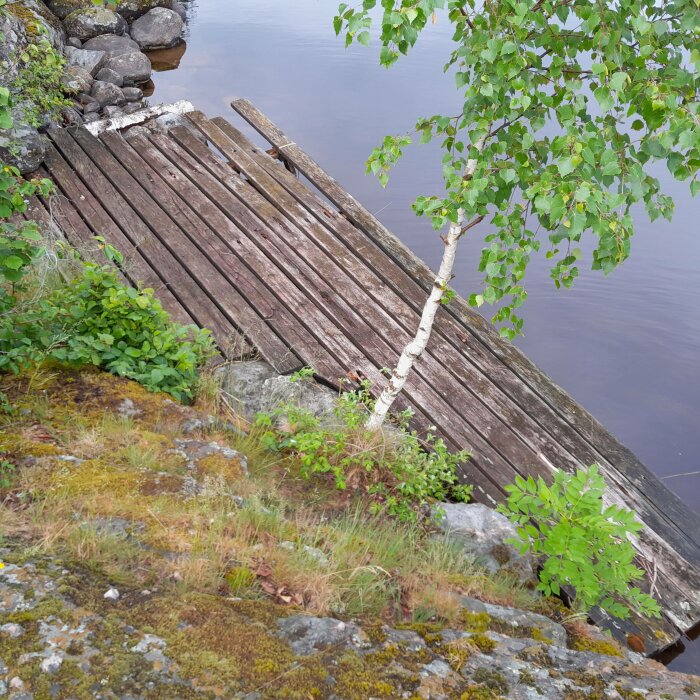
[[114, 0, 173, 21]]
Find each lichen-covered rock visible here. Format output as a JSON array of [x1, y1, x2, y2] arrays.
[[63, 7, 127, 41], [47, 0, 94, 20], [130, 6, 183, 50], [277, 616, 364, 656], [122, 86, 143, 102], [63, 45, 106, 75], [62, 64, 93, 93], [434, 502, 536, 584], [82, 32, 139, 56], [95, 65, 123, 86], [102, 50, 152, 85], [90, 79, 125, 108], [115, 0, 173, 22], [0, 122, 45, 173]]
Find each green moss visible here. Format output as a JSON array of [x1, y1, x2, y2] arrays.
[[469, 633, 497, 653], [460, 686, 506, 700], [614, 686, 645, 700], [224, 566, 256, 595], [530, 627, 553, 644], [460, 610, 491, 633], [570, 636, 623, 657], [471, 668, 509, 694]]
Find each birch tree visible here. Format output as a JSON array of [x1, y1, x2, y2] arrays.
[[335, 0, 699, 429]]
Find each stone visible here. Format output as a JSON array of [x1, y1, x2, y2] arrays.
[[64, 46, 106, 76], [103, 51, 152, 85], [83, 33, 140, 57], [83, 113, 100, 123], [76, 92, 97, 105], [40, 653, 63, 674], [143, 112, 205, 142], [217, 360, 338, 422], [63, 8, 128, 41], [67, 36, 82, 48], [122, 102, 145, 115], [117, 0, 174, 21], [277, 616, 361, 656], [433, 502, 536, 583], [8, 677, 24, 690], [0, 623, 24, 639], [173, 439, 249, 477], [83, 100, 100, 115], [91, 80, 126, 108], [171, 0, 186, 20], [48, 0, 95, 20], [95, 66, 123, 87], [302, 545, 329, 568], [456, 595, 567, 646], [0, 123, 45, 174], [103, 587, 120, 600], [130, 7, 183, 50], [102, 105, 123, 119], [60, 106, 83, 126], [121, 86, 144, 102], [62, 64, 93, 94]]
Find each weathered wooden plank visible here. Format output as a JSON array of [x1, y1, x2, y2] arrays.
[[191, 114, 700, 638], [162, 125, 514, 503], [230, 99, 700, 552], [42, 139, 195, 328], [52, 126, 272, 367], [209, 117, 700, 579]]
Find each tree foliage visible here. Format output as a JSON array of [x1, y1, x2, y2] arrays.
[[336, 0, 699, 338]]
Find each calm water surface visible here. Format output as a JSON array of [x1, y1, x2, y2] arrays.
[[147, 0, 699, 670]]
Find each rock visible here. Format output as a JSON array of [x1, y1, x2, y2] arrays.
[[277, 616, 361, 656], [62, 64, 93, 94], [130, 7, 183, 50], [91, 80, 126, 108], [123, 102, 145, 115], [116, 0, 173, 21], [173, 439, 249, 478], [143, 112, 205, 142], [95, 66, 124, 86], [102, 105, 124, 119], [302, 545, 330, 568], [60, 106, 83, 126], [83, 113, 100, 123], [67, 36, 82, 48], [433, 502, 536, 583], [103, 587, 120, 601], [103, 51, 152, 85], [83, 33, 140, 57], [83, 100, 101, 115], [0, 123, 45, 174], [456, 595, 567, 646], [48, 0, 95, 20], [0, 623, 24, 639], [171, 0, 186, 20], [8, 677, 24, 690], [121, 86, 144, 102], [76, 91, 97, 105], [40, 652, 63, 673], [63, 8, 128, 41], [217, 360, 338, 422], [64, 45, 106, 75]]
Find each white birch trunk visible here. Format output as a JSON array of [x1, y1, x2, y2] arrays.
[[365, 139, 485, 431]]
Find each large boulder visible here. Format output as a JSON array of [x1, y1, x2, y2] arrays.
[[114, 0, 173, 22], [83, 33, 139, 57], [47, 0, 94, 20], [63, 45, 106, 76], [103, 51, 152, 85], [130, 6, 182, 50], [433, 502, 536, 584], [63, 8, 127, 41]]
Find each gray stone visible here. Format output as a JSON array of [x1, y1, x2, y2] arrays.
[[76, 92, 97, 105], [83, 33, 140, 57], [173, 439, 249, 477], [434, 502, 536, 583], [116, 0, 173, 21], [171, 0, 186, 20], [95, 66, 123, 87], [302, 545, 329, 568], [103, 51, 152, 85], [67, 36, 82, 48], [62, 64, 93, 94], [63, 8, 128, 41], [277, 616, 361, 656], [217, 360, 338, 422], [130, 7, 183, 50], [456, 595, 567, 646], [102, 105, 124, 119], [48, 0, 94, 20], [143, 112, 205, 142], [122, 102, 145, 115], [83, 112, 100, 123], [64, 46, 106, 76], [0, 123, 45, 174], [60, 106, 83, 126], [40, 652, 62, 674], [83, 101, 100, 115], [0, 623, 24, 639], [90, 80, 126, 108], [121, 86, 144, 102]]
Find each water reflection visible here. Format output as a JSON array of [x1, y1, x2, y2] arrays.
[[147, 42, 188, 72]]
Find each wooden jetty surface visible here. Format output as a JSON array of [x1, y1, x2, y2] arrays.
[[24, 102, 700, 654]]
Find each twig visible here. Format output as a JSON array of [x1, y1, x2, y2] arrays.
[[660, 470, 700, 480]]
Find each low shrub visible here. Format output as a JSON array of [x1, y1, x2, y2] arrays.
[[254, 381, 472, 521], [499, 464, 661, 620], [0, 263, 216, 401]]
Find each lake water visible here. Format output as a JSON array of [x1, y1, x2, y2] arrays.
[[146, 0, 700, 670]]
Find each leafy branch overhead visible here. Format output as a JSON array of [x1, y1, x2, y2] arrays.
[[336, 0, 699, 338]]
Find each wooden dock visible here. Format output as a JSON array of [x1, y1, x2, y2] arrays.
[[24, 101, 700, 655]]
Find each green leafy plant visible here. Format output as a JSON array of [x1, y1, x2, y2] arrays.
[[0, 264, 216, 401], [10, 36, 71, 128], [254, 382, 472, 520], [0, 459, 15, 489], [498, 464, 661, 620]]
